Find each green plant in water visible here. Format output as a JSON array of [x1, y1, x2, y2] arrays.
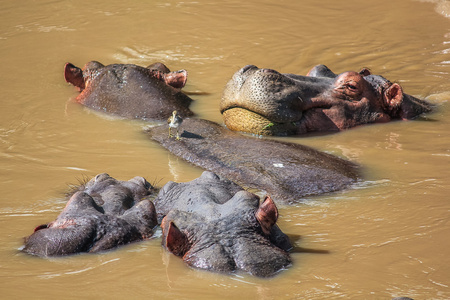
[[259, 122, 275, 135], [262, 122, 275, 130]]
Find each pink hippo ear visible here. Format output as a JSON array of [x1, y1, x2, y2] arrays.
[[255, 195, 278, 235], [64, 63, 85, 92], [164, 220, 190, 257], [384, 83, 404, 113], [164, 70, 188, 89], [33, 223, 49, 232]]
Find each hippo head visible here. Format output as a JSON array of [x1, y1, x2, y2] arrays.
[[160, 191, 292, 277], [63, 61, 193, 120], [64, 61, 188, 92], [221, 64, 432, 135], [23, 173, 157, 257]]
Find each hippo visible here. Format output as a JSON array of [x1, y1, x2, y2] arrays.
[[221, 64, 432, 135], [64, 61, 194, 120], [22, 173, 157, 257], [146, 118, 360, 204], [154, 171, 292, 277]]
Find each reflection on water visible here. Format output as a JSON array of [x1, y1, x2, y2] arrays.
[[37, 257, 121, 280], [0, 0, 450, 298]]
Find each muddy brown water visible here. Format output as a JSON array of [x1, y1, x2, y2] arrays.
[[1, 0, 450, 299]]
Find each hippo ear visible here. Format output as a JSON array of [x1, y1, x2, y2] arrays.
[[33, 223, 50, 232], [359, 68, 371, 76], [255, 195, 278, 235], [384, 83, 403, 112], [164, 70, 188, 89], [164, 220, 190, 257], [64, 63, 85, 91]]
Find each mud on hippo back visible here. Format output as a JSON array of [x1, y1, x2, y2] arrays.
[[221, 64, 432, 136], [153, 171, 292, 277], [64, 61, 194, 120], [22, 173, 157, 257]]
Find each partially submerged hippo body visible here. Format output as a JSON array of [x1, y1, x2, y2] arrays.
[[154, 171, 292, 277], [64, 61, 194, 120], [221, 65, 432, 135], [23, 174, 157, 257], [146, 118, 360, 203]]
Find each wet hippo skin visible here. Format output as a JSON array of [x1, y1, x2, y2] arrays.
[[154, 171, 292, 277], [146, 118, 360, 204], [221, 64, 432, 135], [23, 173, 157, 257], [64, 61, 194, 120]]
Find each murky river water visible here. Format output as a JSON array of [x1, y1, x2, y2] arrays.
[[1, 0, 449, 298]]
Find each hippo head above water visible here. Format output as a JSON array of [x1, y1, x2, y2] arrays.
[[154, 171, 292, 277], [22, 173, 157, 257], [64, 61, 194, 121], [221, 64, 432, 135]]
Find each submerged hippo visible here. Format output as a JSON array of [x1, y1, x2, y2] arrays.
[[221, 64, 432, 135], [154, 171, 292, 277], [64, 61, 194, 120], [146, 118, 360, 203], [23, 173, 157, 257]]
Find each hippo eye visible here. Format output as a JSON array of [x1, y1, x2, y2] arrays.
[[345, 82, 358, 91]]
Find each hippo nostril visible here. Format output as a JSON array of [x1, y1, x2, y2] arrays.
[[260, 69, 279, 74], [129, 176, 151, 189], [94, 173, 110, 182], [241, 65, 257, 74]]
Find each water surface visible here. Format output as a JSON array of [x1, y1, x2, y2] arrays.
[[1, 0, 449, 298]]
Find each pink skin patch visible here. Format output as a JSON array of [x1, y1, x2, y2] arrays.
[[64, 63, 85, 92], [33, 219, 77, 232], [151, 70, 188, 89], [33, 224, 49, 232]]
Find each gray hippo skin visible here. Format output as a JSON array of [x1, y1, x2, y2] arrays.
[[154, 171, 292, 277], [23, 173, 157, 257], [64, 61, 194, 120], [146, 118, 360, 204], [221, 64, 432, 135]]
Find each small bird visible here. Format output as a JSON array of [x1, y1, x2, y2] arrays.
[[168, 110, 183, 140]]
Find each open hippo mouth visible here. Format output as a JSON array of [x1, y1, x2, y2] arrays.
[[220, 65, 432, 136]]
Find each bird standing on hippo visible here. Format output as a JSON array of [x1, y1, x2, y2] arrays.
[[167, 110, 183, 139]]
